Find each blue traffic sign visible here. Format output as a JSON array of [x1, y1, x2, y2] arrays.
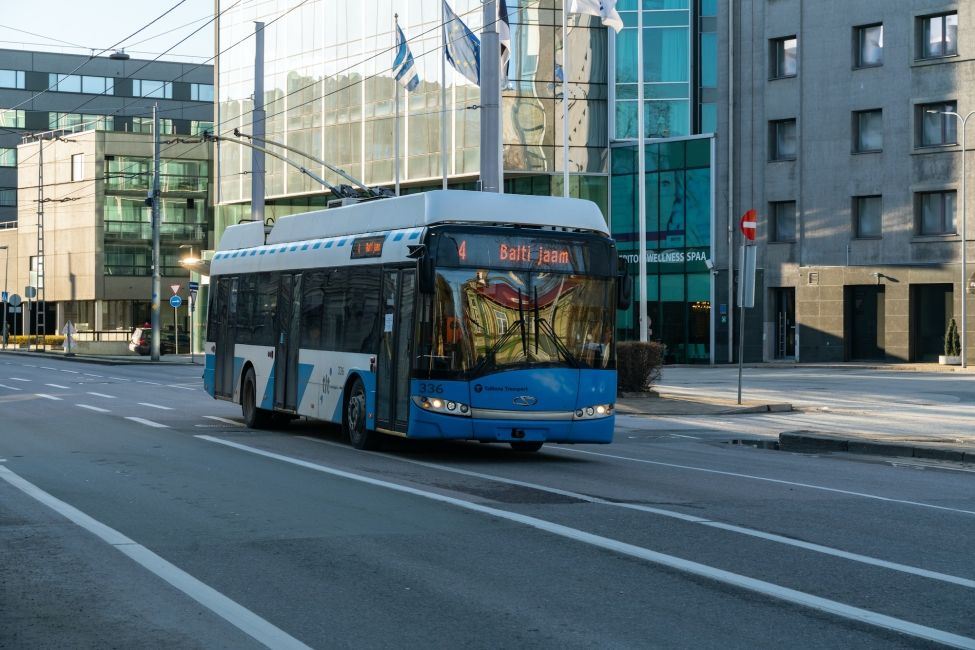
[[188, 281, 199, 291], [169, 295, 183, 309], [1, 291, 6, 302]]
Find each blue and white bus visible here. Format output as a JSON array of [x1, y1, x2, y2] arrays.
[[204, 190, 627, 451]]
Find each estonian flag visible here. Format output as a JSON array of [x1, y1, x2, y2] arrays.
[[393, 24, 420, 92], [443, 0, 481, 86], [499, 0, 511, 86]]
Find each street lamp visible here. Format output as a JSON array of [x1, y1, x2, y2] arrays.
[[933, 109, 975, 368], [0, 244, 7, 349]]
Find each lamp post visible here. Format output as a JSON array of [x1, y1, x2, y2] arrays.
[[939, 110, 975, 368], [0, 244, 7, 349], [179, 244, 202, 362]]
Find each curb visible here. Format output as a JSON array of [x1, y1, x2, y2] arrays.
[[779, 431, 975, 465], [615, 400, 793, 416], [0, 350, 199, 366]]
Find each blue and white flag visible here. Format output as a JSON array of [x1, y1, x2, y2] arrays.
[[443, 1, 480, 86], [568, 0, 624, 33], [499, 0, 511, 86], [393, 24, 420, 92]]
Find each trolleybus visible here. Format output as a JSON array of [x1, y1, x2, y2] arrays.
[[204, 190, 628, 451]]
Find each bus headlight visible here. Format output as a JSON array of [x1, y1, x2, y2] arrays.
[[413, 396, 472, 417], [573, 403, 614, 420]]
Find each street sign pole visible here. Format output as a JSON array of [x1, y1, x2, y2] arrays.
[[737, 210, 758, 405]]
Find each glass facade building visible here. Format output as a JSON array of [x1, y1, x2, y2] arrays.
[[215, 0, 717, 361]]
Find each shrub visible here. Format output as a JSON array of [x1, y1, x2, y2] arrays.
[[945, 318, 960, 357], [616, 341, 665, 394], [6, 335, 65, 346]]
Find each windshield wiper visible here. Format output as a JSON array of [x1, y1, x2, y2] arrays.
[[537, 318, 581, 368], [517, 288, 529, 359], [470, 319, 523, 376]]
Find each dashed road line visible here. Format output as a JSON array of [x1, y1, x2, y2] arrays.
[[45, 383, 70, 390], [35, 394, 62, 401], [40, 366, 56, 370], [59, 370, 79, 374], [138, 402, 173, 411], [203, 416, 244, 426], [87, 392, 116, 399], [124, 417, 168, 429], [137, 381, 162, 386], [169, 385, 196, 391], [77, 404, 111, 414], [0, 384, 23, 391], [9, 377, 31, 382], [82, 373, 103, 377]]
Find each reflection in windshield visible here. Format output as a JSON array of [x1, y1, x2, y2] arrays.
[[415, 268, 615, 378]]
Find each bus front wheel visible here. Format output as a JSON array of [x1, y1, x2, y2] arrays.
[[241, 368, 272, 429], [345, 377, 381, 451], [510, 441, 544, 452]]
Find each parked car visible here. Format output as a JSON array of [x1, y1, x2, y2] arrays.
[[128, 327, 190, 355]]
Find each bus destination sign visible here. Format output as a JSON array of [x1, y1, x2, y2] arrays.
[[350, 235, 386, 259], [444, 236, 576, 270]]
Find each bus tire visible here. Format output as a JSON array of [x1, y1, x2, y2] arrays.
[[241, 367, 272, 429], [510, 441, 544, 452], [345, 377, 381, 451]]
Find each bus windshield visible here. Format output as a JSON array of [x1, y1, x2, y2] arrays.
[[416, 268, 615, 378]]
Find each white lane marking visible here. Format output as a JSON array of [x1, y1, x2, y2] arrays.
[[40, 366, 57, 370], [87, 392, 116, 399], [23, 364, 37, 367], [82, 373, 103, 377], [203, 416, 244, 426], [59, 370, 79, 374], [198, 435, 975, 649], [557, 448, 975, 517], [138, 402, 173, 411], [0, 384, 23, 391], [0, 465, 312, 650], [124, 417, 168, 429], [77, 404, 111, 414], [323, 441, 975, 590], [137, 381, 162, 386], [45, 384, 70, 390], [668, 433, 701, 440], [9, 377, 30, 382], [108, 377, 129, 381], [35, 393, 62, 401], [169, 385, 196, 391]]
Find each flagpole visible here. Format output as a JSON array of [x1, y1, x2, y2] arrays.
[[561, 2, 569, 198], [394, 14, 401, 196], [637, 0, 648, 343], [441, 1, 449, 190]]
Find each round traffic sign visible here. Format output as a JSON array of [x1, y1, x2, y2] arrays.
[[25, 286, 37, 299], [8, 293, 21, 307], [170, 295, 183, 309], [739, 209, 757, 241]]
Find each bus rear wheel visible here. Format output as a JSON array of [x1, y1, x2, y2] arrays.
[[510, 441, 544, 452], [241, 368, 272, 429], [345, 377, 381, 451]]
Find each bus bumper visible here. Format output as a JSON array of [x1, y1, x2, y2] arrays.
[[408, 410, 614, 444]]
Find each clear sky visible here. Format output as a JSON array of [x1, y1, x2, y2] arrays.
[[0, 0, 214, 62]]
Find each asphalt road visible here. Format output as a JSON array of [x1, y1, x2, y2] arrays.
[[1, 355, 973, 649]]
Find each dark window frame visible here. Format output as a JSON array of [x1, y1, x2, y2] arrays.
[[916, 101, 958, 148], [769, 118, 798, 161], [916, 190, 957, 235], [854, 23, 884, 68], [853, 195, 883, 239], [771, 200, 797, 242], [917, 12, 958, 60], [770, 35, 798, 79], [853, 109, 883, 153]]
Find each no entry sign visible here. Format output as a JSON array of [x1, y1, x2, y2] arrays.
[[740, 209, 757, 241]]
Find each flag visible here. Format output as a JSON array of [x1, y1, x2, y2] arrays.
[[567, 0, 623, 33], [443, 0, 480, 85], [393, 24, 420, 92], [498, 0, 511, 86]]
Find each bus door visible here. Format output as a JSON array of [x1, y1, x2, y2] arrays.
[[214, 277, 238, 398], [377, 268, 416, 431], [274, 273, 302, 411]]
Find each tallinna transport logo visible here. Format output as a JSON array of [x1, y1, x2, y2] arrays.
[[474, 384, 483, 393]]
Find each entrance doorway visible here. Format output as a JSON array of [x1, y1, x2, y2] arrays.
[[771, 287, 796, 359], [910, 284, 953, 362], [845, 285, 885, 360]]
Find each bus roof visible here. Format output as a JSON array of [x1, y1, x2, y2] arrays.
[[216, 190, 608, 252]]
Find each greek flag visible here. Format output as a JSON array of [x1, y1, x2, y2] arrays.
[[393, 24, 420, 92], [443, 0, 480, 86]]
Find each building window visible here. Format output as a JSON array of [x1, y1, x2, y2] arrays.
[[0, 69, 25, 89], [917, 101, 957, 147], [772, 201, 797, 242], [72, 154, 85, 181], [854, 195, 882, 238], [0, 189, 15, 208], [0, 148, 15, 167], [917, 191, 956, 235], [190, 83, 214, 102], [190, 120, 214, 136], [132, 79, 172, 99], [918, 12, 958, 59], [131, 117, 174, 134], [855, 23, 883, 67], [770, 119, 797, 160], [770, 36, 797, 79], [49, 113, 114, 132], [0, 109, 25, 129], [854, 109, 883, 153]]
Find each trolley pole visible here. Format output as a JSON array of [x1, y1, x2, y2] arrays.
[[150, 103, 161, 361]]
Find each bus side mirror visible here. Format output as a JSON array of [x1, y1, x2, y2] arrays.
[[616, 259, 632, 310]]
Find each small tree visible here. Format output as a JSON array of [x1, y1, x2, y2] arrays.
[[616, 341, 665, 394], [945, 317, 961, 357]]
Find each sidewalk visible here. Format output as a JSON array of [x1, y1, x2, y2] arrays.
[[0, 348, 200, 366], [616, 391, 792, 416]]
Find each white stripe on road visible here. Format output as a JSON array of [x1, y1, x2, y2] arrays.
[[0, 465, 312, 650], [169, 385, 196, 391], [87, 392, 116, 399], [59, 370, 79, 374], [35, 394, 62, 401], [138, 402, 173, 411], [557, 448, 975, 517], [40, 366, 56, 370], [9, 377, 30, 382], [82, 373, 103, 377], [108, 377, 129, 381], [335, 441, 975, 591], [124, 417, 168, 429], [197, 435, 975, 650], [77, 404, 111, 414], [137, 381, 162, 386], [0, 384, 23, 391], [203, 416, 244, 426], [45, 384, 70, 390]]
